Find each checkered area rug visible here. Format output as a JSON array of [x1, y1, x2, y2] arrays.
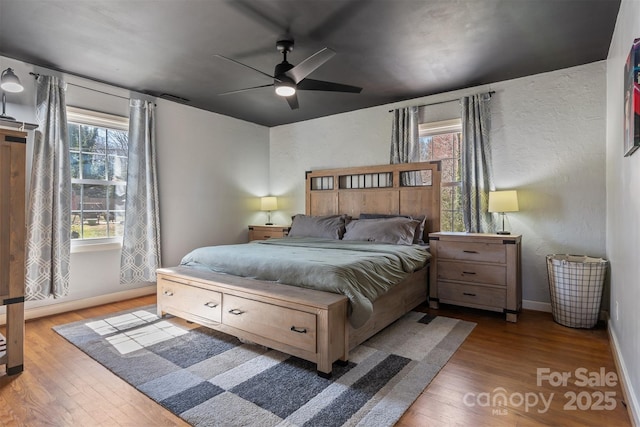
[[53, 305, 475, 427]]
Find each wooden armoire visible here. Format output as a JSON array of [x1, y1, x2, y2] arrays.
[[0, 127, 26, 375]]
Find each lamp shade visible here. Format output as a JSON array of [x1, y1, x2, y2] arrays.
[[488, 190, 519, 213], [260, 196, 278, 211], [0, 68, 24, 93]]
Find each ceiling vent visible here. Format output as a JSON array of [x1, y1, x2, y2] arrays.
[[159, 93, 190, 104]]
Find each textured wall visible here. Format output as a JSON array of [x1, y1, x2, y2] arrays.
[[270, 61, 607, 308], [606, 0, 640, 422]]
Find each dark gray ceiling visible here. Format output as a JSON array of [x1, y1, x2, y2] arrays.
[[0, 0, 620, 127]]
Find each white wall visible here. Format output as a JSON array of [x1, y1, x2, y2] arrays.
[[605, 0, 640, 423], [270, 61, 607, 308], [156, 100, 270, 267], [0, 55, 270, 315]]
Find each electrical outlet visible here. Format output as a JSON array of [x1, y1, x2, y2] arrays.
[[615, 301, 619, 322]]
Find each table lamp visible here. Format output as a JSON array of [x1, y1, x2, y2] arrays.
[[488, 190, 519, 235], [260, 196, 277, 225]]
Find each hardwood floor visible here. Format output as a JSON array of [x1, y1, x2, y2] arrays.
[[398, 305, 632, 427], [0, 296, 632, 427]]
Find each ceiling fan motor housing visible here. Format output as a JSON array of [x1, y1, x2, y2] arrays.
[[274, 61, 294, 79], [276, 38, 294, 53]]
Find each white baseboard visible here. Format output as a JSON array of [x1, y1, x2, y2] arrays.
[[0, 285, 156, 326], [608, 323, 640, 427], [523, 299, 551, 312], [523, 300, 609, 322]]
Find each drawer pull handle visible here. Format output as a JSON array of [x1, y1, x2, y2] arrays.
[[290, 326, 307, 334], [463, 250, 478, 254], [163, 290, 174, 296], [204, 302, 218, 308], [228, 309, 244, 315], [462, 271, 476, 275], [463, 292, 477, 297]]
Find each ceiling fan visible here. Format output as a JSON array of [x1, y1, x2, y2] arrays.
[[215, 38, 362, 109]]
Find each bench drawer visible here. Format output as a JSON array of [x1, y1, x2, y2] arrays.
[[158, 276, 222, 323], [223, 294, 316, 353]]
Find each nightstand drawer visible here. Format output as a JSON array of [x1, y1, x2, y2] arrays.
[[248, 225, 289, 241], [438, 241, 506, 264], [437, 260, 506, 286], [439, 282, 506, 308], [253, 229, 285, 240]]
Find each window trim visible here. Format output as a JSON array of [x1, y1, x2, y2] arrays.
[[419, 118, 462, 137], [67, 106, 129, 131], [67, 106, 129, 247], [71, 239, 122, 253]]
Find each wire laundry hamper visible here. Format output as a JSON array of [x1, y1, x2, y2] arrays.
[[546, 254, 608, 328]]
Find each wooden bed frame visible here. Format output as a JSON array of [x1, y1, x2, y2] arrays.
[[157, 161, 441, 377]]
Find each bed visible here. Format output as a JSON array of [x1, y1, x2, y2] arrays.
[[156, 161, 441, 377]]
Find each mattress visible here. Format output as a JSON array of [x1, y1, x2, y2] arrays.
[[180, 237, 430, 328]]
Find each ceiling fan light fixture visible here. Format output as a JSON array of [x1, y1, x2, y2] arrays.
[[275, 81, 296, 97]]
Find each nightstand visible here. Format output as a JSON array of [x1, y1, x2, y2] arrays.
[[428, 232, 522, 322], [248, 225, 290, 241]]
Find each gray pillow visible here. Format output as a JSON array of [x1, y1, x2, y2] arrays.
[[288, 214, 347, 239], [343, 217, 420, 245], [359, 213, 426, 244]]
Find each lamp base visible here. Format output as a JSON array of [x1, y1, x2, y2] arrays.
[[497, 230, 511, 235], [0, 113, 16, 121], [265, 222, 274, 225]]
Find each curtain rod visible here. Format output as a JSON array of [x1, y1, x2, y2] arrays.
[[388, 90, 495, 112], [29, 72, 132, 101]]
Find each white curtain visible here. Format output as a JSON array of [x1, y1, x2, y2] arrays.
[[461, 93, 496, 233], [25, 75, 71, 300], [120, 99, 161, 284]]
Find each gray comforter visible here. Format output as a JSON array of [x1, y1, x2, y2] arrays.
[[180, 237, 430, 328]]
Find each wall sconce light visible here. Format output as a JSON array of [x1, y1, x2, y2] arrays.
[[1, 68, 25, 120], [260, 196, 278, 225], [488, 190, 519, 235]]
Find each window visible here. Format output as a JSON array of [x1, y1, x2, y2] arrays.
[[67, 106, 129, 241], [418, 119, 463, 232]]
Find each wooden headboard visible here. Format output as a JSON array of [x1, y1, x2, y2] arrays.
[[305, 162, 441, 239]]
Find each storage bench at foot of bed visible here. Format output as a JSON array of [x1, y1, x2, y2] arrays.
[[156, 266, 349, 377]]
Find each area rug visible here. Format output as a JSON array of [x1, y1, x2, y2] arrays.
[[53, 305, 475, 427]]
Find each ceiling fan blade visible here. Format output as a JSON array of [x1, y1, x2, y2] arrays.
[[285, 48, 336, 83], [285, 93, 299, 110], [218, 83, 274, 96], [214, 54, 281, 82], [297, 78, 362, 93]]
